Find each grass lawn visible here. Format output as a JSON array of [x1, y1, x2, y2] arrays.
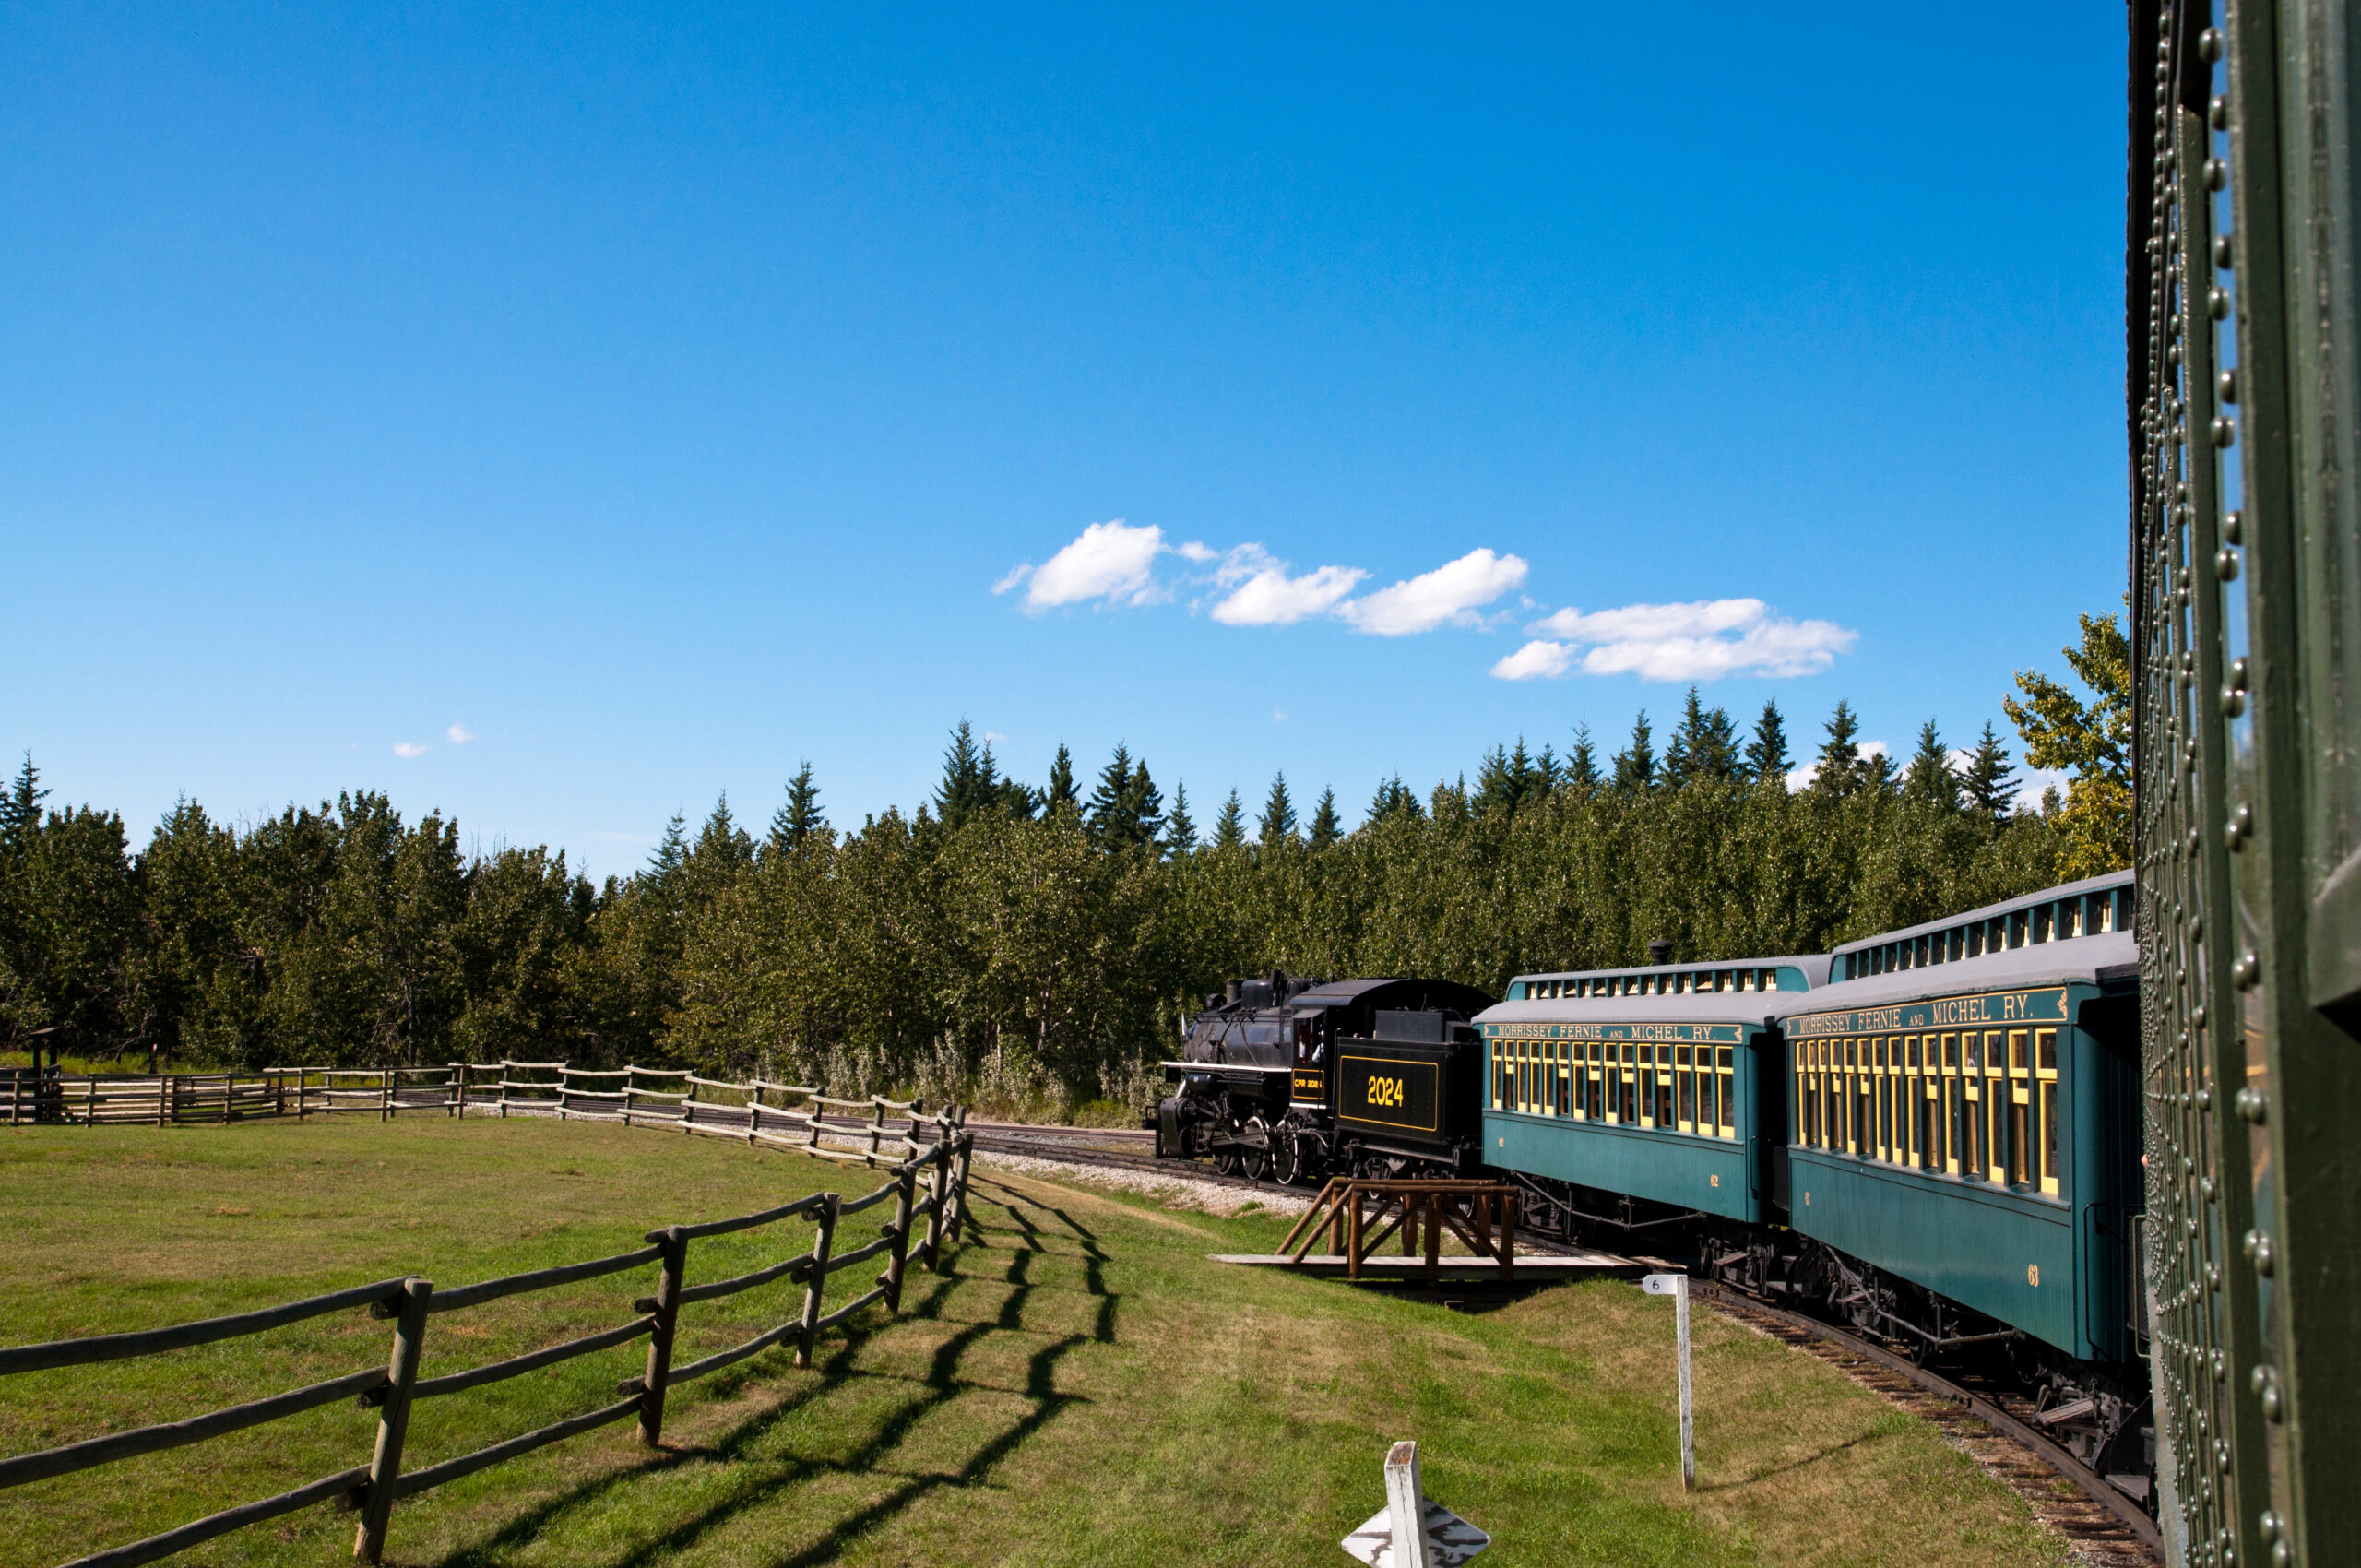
[[0, 1120, 2072, 1567]]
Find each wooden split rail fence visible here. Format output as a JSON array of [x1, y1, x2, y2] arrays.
[[5, 1063, 950, 1170], [0, 1115, 979, 1568]]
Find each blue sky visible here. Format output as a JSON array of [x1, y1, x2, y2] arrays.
[[0, 6, 2126, 878]]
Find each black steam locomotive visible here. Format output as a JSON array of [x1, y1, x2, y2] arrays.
[[1147, 973, 1495, 1183]]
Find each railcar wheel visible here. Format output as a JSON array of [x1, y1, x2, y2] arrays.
[[1241, 1115, 1274, 1182], [1270, 1123, 1301, 1185]]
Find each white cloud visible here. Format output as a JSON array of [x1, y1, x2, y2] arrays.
[[1209, 545, 1367, 626], [1338, 548, 1527, 636], [393, 742, 429, 759], [995, 519, 1169, 611], [983, 731, 1010, 742], [1492, 598, 1856, 683], [1489, 640, 1578, 681], [445, 724, 478, 744]]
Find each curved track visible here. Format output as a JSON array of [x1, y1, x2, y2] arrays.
[[938, 1126, 2164, 1566]]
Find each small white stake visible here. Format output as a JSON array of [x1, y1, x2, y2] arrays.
[[1642, 1272, 1694, 1489], [1385, 1442, 1431, 1568], [1341, 1441, 1489, 1566]]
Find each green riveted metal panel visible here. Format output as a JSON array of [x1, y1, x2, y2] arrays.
[[2130, 3, 2361, 1564]]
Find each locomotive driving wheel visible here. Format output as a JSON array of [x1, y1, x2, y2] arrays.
[[1210, 1119, 1243, 1177]]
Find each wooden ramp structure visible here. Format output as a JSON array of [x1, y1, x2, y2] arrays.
[[1213, 1177, 1641, 1285]]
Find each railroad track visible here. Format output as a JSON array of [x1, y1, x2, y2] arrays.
[[912, 1126, 2164, 1566], [1696, 1288, 2161, 1567], [914, 1119, 1310, 1198]]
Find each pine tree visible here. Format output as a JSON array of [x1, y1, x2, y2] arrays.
[[2, 754, 49, 848], [1087, 743, 1135, 842], [1045, 744, 1079, 814], [1667, 688, 1740, 785], [1258, 773, 1298, 847], [1612, 712, 1656, 791], [767, 762, 825, 854], [1901, 720, 1960, 809], [1212, 789, 1249, 849], [650, 814, 688, 890], [1476, 740, 1543, 816], [1812, 701, 1866, 795], [1165, 781, 1198, 853], [1367, 775, 1426, 823], [934, 721, 994, 827], [1743, 700, 1790, 786], [1961, 720, 2018, 825], [1086, 744, 1164, 848], [1566, 724, 1601, 789], [1125, 757, 1165, 846], [1308, 787, 1342, 849], [1533, 744, 1561, 796]]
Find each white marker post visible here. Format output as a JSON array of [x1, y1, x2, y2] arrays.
[[1341, 1442, 1490, 1567], [1641, 1272, 1694, 1489]]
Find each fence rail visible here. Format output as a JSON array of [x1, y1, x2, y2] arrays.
[[0, 1095, 977, 1568]]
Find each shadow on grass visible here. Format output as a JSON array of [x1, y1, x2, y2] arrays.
[[1695, 1427, 1890, 1491], [429, 1178, 1115, 1567]]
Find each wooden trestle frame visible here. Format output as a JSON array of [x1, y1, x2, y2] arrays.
[[1275, 1178, 1519, 1282]]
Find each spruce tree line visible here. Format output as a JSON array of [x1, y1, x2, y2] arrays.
[[0, 633, 2130, 1107]]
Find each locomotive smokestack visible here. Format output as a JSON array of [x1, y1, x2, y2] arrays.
[[1647, 938, 1672, 965], [1225, 980, 1241, 1005]]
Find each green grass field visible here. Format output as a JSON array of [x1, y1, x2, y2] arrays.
[[0, 1120, 2074, 1567]]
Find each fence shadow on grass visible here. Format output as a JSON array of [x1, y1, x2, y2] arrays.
[[431, 1175, 1119, 1567]]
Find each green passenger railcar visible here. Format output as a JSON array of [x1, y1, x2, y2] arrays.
[[1785, 874, 2142, 1364], [1476, 957, 1825, 1232]]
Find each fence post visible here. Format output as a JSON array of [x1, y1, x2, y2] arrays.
[[884, 1158, 919, 1312], [796, 1194, 840, 1368], [380, 1070, 391, 1123], [450, 1063, 464, 1120], [353, 1277, 433, 1562], [920, 1134, 950, 1272], [947, 1127, 975, 1249], [636, 1225, 688, 1446]]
